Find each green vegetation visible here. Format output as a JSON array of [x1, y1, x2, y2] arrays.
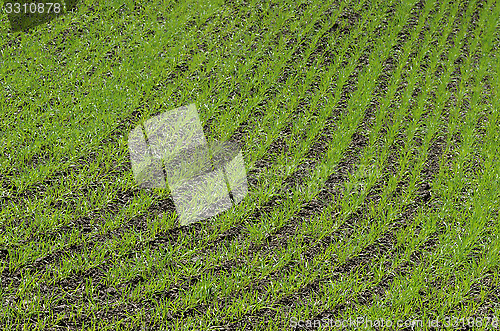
[[0, 0, 499, 329]]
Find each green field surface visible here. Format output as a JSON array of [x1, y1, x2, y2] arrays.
[[1, 0, 500, 329]]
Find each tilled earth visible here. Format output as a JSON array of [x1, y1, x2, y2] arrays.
[[1, 0, 499, 330]]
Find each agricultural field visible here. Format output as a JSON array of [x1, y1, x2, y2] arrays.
[[0, 0, 499, 329]]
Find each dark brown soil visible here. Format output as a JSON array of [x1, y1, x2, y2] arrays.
[[1, 0, 498, 330]]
